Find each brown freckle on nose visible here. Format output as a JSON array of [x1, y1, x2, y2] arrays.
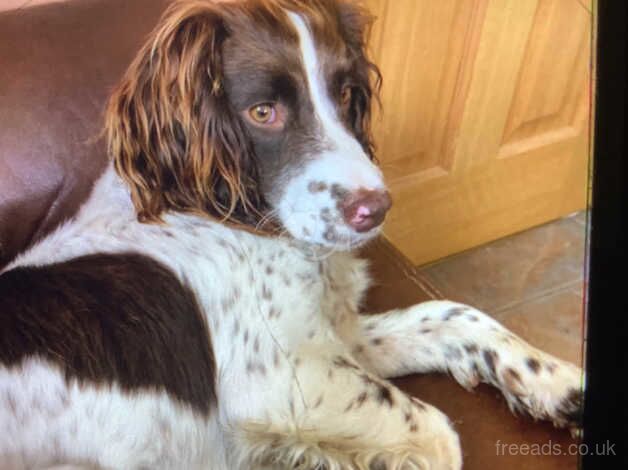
[[371, 337, 383, 346], [323, 227, 336, 242], [419, 328, 432, 334], [320, 207, 333, 223], [330, 184, 349, 201], [265, 266, 273, 275], [308, 181, 328, 193]]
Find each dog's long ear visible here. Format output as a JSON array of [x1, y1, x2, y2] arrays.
[[105, 1, 265, 224], [336, 0, 382, 161]]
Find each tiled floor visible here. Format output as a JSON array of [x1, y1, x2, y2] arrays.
[[416, 210, 587, 366]]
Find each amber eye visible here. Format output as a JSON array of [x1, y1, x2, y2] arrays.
[[340, 86, 352, 108], [249, 103, 276, 124]]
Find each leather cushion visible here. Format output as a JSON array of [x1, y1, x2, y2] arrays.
[[0, 0, 170, 268]]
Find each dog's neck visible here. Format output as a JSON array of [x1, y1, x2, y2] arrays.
[[81, 162, 355, 260]]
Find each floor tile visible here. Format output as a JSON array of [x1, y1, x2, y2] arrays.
[[492, 283, 585, 365], [418, 215, 587, 313]]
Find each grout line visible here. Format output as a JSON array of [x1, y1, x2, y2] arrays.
[[491, 279, 584, 315], [405, 271, 445, 300]]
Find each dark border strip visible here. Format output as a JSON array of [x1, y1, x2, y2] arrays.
[[582, 1, 626, 467]]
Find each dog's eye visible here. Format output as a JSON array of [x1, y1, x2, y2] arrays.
[[249, 103, 277, 124]]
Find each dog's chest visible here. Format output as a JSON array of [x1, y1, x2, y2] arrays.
[[174, 230, 371, 369]]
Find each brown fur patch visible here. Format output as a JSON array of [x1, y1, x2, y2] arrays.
[[104, 0, 381, 231], [526, 357, 541, 374], [0, 253, 216, 416]]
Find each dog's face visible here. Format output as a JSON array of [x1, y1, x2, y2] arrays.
[[106, 0, 390, 249]]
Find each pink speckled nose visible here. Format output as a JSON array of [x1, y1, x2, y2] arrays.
[[340, 189, 392, 233]]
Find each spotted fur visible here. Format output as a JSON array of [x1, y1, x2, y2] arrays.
[[0, 1, 583, 469]]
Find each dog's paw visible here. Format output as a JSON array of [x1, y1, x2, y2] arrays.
[[495, 352, 584, 432]]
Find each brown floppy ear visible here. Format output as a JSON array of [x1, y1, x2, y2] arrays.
[[336, 0, 382, 161], [105, 1, 266, 225]]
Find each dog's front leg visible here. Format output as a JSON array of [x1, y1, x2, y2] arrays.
[[352, 301, 584, 431], [226, 343, 462, 470]]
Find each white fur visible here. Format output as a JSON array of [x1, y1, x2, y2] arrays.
[[1, 165, 462, 469], [1, 11, 583, 470], [0, 167, 584, 469], [277, 12, 385, 247]]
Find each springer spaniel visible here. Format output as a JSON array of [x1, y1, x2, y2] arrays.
[[0, 1, 583, 469]]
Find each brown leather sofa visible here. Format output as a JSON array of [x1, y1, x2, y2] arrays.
[[0, 0, 170, 268], [0, 1, 577, 469]]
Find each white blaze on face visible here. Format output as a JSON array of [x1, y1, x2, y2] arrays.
[[278, 12, 386, 247]]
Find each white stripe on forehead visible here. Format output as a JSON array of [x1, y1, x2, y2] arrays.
[[286, 11, 364, 158]]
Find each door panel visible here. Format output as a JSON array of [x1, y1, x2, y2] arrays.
[[365, 0, 592, 265]]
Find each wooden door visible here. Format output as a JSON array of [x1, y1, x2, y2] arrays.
[[364, 0, 593, 266]]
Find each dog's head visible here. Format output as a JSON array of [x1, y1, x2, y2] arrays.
[[106, 0, 390, 249]]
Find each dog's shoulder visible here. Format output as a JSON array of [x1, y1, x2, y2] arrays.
[[0, 252, 216, 415]]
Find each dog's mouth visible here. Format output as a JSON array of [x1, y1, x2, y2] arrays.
[[271, 188, 392, 250]]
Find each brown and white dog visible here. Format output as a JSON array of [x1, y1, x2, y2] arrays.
[[0, 1, 583, 469]]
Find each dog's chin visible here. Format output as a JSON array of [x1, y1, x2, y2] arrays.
[[284, 222, 383, 252]]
